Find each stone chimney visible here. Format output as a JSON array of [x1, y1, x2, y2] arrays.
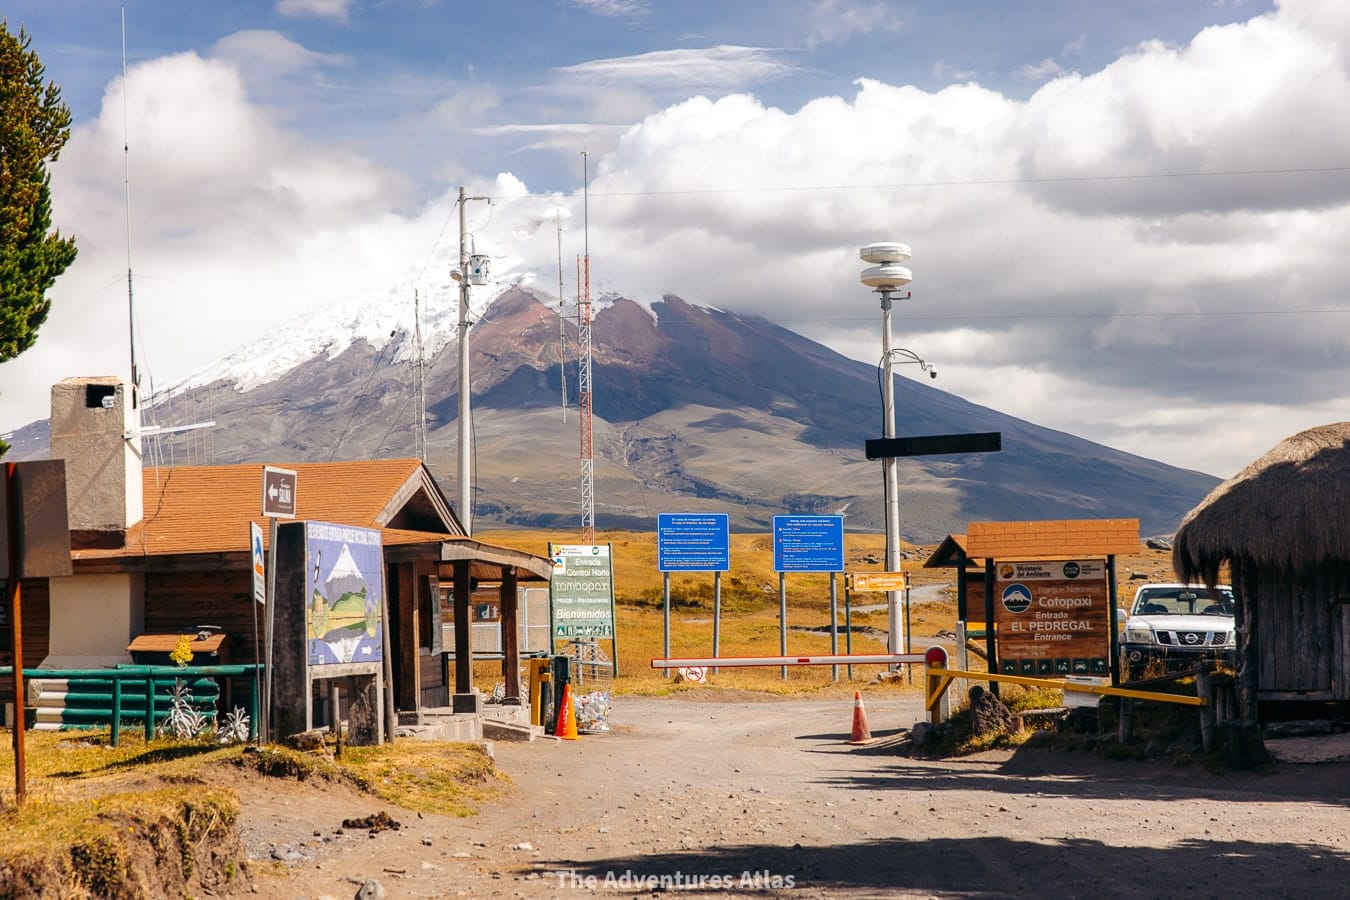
[[48, 377, 143, 547]]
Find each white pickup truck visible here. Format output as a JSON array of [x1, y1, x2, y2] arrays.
[[1119, 583, 1236, 681]]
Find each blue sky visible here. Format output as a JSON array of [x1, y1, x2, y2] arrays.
[[15, 1, 1262, 195], [9, 0, 1350, 482]]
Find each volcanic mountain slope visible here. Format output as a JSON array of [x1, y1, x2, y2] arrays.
[[5, 287, 1217, 541]]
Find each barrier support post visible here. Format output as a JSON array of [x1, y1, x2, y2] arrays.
[[1118, 697, 1134, 743], [924, 646, 951, 724]]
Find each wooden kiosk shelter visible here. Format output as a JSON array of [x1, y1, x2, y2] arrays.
[[1173, 423, 1350, 722], [0, 377, 557, 736]]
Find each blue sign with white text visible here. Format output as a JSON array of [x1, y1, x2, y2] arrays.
[[657, 513, 731, 572], [773, 515, 844, 572]]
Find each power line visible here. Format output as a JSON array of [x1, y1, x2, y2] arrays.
[[769, 307, 1350, 326], [474, 163, 1350, 202]]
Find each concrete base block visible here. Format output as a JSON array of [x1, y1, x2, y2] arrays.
[[483, 702, 531, 725], [396, 714, 483, 742], [482, 718, 543, 742]]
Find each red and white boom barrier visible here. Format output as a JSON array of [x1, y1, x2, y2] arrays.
[[651, 651, 941, 669]]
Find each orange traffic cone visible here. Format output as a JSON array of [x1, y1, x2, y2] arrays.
[[554, 682, 580, 741], [848, 690, 874, 745]]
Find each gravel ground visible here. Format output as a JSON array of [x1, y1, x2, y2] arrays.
[[236, 692, 1350, 899]]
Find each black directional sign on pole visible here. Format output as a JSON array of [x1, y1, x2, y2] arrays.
[[865, 432, 1002, 460]]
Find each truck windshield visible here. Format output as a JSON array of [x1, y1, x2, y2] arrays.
[[1133, 588, 1234, 616]]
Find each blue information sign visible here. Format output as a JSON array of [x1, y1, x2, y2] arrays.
[[657, 513, 731, 572], [773, 515, 845, 572]]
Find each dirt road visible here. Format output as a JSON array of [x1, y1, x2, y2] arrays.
[[239, 692, 1350, 898]]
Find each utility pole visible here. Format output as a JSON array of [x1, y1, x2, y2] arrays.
[[454, 187, 490, 535]]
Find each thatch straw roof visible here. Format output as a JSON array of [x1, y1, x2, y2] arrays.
[[1174, 422, 1350, 584]]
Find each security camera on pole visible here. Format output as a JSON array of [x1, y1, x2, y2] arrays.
[[860, 242, 913, 658]]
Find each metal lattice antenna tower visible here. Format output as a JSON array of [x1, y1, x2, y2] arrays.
[[557, 211, 568, 424], [578, 152, 595, 544]]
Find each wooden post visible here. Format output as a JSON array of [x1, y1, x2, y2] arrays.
[[984, 559, 997, 696], [453, 560, 472, 694], [4, 578, 24, 806], [500, 567, 520, 702], [1118, 697, 1134, 743], [1236, 560, 1259, 724], [4, 464, 27, 805]]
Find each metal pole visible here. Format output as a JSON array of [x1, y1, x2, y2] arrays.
[[779, 573, 788, 680], [845, 583, 854, 680], [880, 291, 904, 656], [456, 186, 473, 536], [829, 573, 839, 682], [904, 577, 912, 683], [662, 572, 671, 678], [712, 570, 721, 675]]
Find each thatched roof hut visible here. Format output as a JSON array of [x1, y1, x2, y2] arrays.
[[1173, 422, 1350, 718], [1174, 422, 1350, 584]]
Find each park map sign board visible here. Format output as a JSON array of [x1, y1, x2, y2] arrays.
[[993, 559, 1111, 676]]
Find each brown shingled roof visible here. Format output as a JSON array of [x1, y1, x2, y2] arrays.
[[965, 518, 1139, 559], [75, 459, 462, 560]]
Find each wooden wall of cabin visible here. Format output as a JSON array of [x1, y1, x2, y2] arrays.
[[1244, 562, 1350, 702], [143, 569, 256, 663], [0, 578, 50, 700]]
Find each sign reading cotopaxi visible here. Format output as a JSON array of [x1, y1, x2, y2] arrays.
[[993, 559, 1110, 677]]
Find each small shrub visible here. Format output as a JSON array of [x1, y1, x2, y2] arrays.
[[157, 680, 210, 741]]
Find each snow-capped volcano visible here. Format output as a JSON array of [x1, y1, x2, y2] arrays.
[[3, 285, 1219, 541]]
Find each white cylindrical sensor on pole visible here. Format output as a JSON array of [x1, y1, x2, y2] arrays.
[[860, 263, 913, 289], [860, 242, 912, 264]]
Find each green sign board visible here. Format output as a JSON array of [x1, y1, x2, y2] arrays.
[[549, 543, 617, 639]]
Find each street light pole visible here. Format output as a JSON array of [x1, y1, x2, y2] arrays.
[[879, 290, 903, 653], [860, 242, 913, 656]]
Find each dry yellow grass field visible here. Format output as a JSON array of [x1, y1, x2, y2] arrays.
[[476, 529, 962, 696], [473, 528, 1179, 696]]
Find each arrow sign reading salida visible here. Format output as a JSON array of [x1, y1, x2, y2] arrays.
[[261, 466, 298, 518]]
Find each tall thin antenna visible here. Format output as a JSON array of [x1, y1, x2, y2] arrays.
[[118, 7, 215, 459], [121, 6, 139, 412], [556, 211, 568, 424], [414, 288, 427, 461], [578, 151, 595, 544]]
